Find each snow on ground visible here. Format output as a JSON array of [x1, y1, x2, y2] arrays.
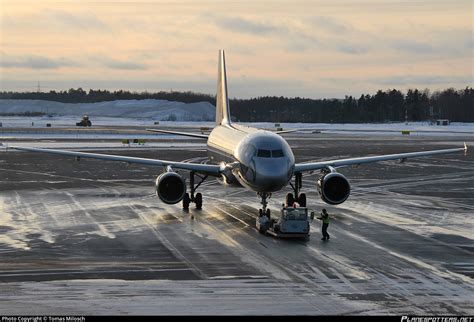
[[0, 99, 215, 121], [0, 99, 472, 135], [0, 116, 472, 137], [250, 121, 474, 134], [0, 141, 206, 150]]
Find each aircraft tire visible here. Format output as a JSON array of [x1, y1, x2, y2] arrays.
[[195, 193, 202, 209], [298, 193, 307, 207], [286, 193, 294, 207], [183, 193, 190, 209]]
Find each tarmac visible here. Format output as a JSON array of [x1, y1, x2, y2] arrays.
[[0, 127, 472, 315]]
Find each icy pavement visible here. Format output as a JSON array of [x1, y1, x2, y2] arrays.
[[0, 133, 472, 315]]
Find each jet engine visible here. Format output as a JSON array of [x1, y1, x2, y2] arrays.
[[155, 172, 186, 204], [317, 172, 350, 205]]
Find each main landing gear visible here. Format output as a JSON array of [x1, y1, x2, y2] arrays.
[[257, 172, 307, 217], [288, 172, 306, 207], [183, 171, 208, 210]]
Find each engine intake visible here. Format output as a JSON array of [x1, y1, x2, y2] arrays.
[[156, 172, 186, 204], [317, 172, 350, 205]]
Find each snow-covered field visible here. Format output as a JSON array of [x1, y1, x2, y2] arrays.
[[0, 99, 473, 136], [0, 116, 473, 136], [0, 99, 215, 121]]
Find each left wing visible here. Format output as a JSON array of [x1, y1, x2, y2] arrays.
[[10, 146, 222, 175], [294, 143, 467, 173]]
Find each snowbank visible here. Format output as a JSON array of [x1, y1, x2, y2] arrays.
[[0, 99, 215, 121]]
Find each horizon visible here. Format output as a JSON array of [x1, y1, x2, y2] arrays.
[[1, 0, 473, 99], [1, 86, 471, 102]]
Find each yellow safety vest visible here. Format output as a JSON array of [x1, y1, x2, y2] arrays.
[[323, 214, 330, 224]]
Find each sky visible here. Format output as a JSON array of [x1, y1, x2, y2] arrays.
[[1, 0, 473, 99]]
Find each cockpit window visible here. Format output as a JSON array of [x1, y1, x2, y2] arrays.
[[257, 149, 271, 158], [272, 149, 284, 157], [256, 149, 285, 158]]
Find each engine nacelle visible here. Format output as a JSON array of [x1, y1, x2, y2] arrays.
[[317, 172, 351, 205], [155, 172, 186, 204]]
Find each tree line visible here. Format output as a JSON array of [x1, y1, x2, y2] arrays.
[[0, 87, 472, 122]]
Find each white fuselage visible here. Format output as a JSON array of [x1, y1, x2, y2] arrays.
[[207, 124, 295, 192]]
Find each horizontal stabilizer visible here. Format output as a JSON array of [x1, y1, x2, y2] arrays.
[[275, 129, 300, 134], [146, 128, 209, 139]]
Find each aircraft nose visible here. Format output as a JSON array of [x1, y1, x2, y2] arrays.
[[255, 158, 292, 192]]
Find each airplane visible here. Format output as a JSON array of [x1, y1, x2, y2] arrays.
[[8, 50, 468, 224]]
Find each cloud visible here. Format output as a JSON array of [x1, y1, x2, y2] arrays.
[[212, 15, 283, 35], [378, 75, 473, 86], [320, 74, 473, 89], [99, 58, 148, 70], [1, 53, 148, 71], [284, 33, 368, 55], [1, 55, 80, 69], [390, 29, 473, 56], [41, 9, 107, 30], [309, 16, 349, 34], [391, 40, 434, 54], [2, 1, 472, 98], [336, 44, 368, 54], [284, 33, 319, 52]]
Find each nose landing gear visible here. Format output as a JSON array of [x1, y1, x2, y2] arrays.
[[256, 192, 272, 233], [257, 192, 272, 217]]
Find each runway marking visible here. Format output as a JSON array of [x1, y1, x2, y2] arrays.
[[194, 201, 386, 299], [207, 275, 268, 280], [328, 268, 358, 291], [63, 191, 116, 239], [130, 204, 207, 279], [353, 172, 473, 193], [0, 167, 104, 182], [341, 228, 473, 284], [0, 268, 195, 278], [209, 206, 250, 228], [335, 201, 474, 255], [130, 204, 183, 224], [190, 207, 300, 281], [302, 170, 474, 190]]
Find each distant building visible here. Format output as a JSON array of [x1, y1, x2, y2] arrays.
[[436, 119, 450, 126]]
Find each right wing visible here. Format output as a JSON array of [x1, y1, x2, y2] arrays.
[[10, 146, 222, 175], [146, 128, 209, 139], [294, 143, 467, 173]]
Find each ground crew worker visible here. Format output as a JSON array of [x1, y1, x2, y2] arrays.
[[317, 208, 330, 240]]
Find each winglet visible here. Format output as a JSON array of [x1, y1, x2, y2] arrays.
[[216, 50, 231, 126], [464, 142, 468, 152]]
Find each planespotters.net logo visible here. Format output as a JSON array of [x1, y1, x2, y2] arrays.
[[402, 317, 473, 322]]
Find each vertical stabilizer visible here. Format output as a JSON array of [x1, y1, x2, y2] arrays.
[[216, 50, 231, 125]]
